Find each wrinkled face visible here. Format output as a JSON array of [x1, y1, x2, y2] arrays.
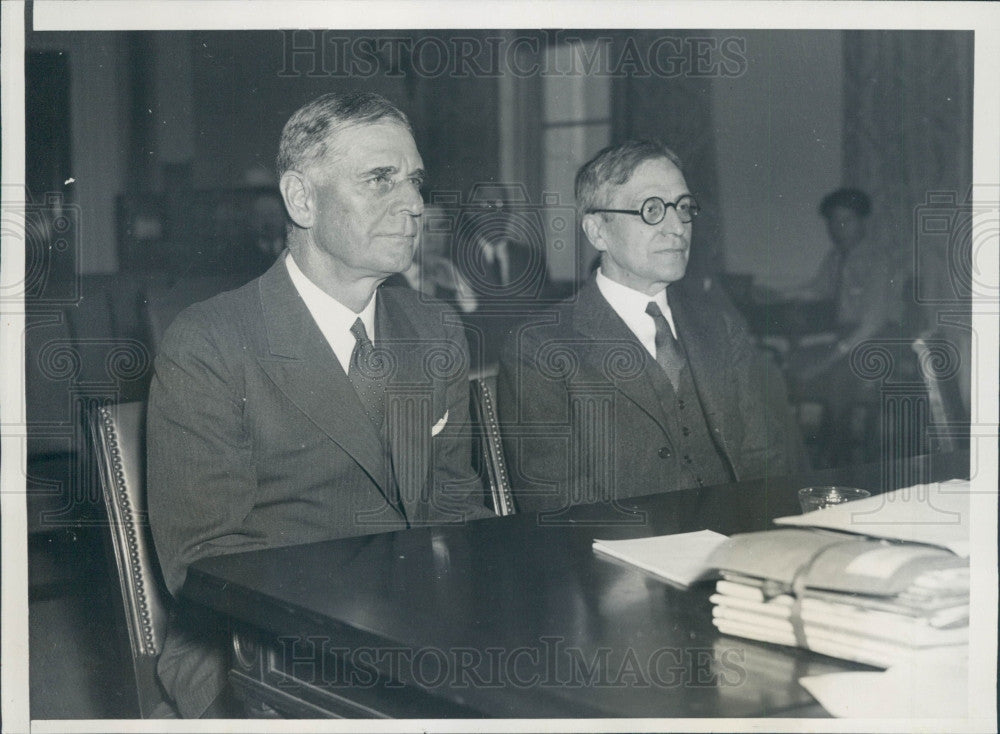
[[305, 122, 425, 278], [824, 205, 866, 252], [585, 157, 692, 295]]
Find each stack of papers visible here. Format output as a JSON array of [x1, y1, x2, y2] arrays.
[[706, 481, 971, 669], [709, 561, 968, 668]]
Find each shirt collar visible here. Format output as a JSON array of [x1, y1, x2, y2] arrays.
[[285, 252, 378, 374], [480, 237, 508, 262], [285, 252, 377, 336], [595, 268, 677, 339]]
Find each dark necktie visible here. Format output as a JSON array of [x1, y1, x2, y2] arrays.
[[645, 301, 684, 387], [348, 318, 386, 427]]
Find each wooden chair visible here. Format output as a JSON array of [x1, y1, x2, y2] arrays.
[[469, 370, 516, 516], [912, 332, 969, 451], [90, 401, 173, 717]]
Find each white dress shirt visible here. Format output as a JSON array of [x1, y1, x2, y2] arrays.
[[285, 252, 377, 375], [595, 268, 679, 360], [479, 237, 511, 285]]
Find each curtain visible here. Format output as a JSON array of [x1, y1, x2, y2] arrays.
[[843, 31, 974, 322], [842, 30, 974, 412]]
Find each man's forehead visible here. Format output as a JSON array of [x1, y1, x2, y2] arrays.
[[627, 157, 684, 182], [324, 121, 422, 169], [606, 157, 687, 199]]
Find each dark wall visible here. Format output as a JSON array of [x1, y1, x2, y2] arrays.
[[612, 30, 726, 280], [25, 29, 502, 275], [189, 30, 500, 198]]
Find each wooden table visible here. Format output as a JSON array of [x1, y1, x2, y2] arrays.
[[182, 451, 968, 718]]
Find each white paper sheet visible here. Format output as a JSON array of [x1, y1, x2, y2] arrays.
[[799, 645, 969, 718], [773, 479, 970, 556], [592, 529, 728, 587]]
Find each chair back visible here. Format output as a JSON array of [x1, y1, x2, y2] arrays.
[[90, 401, 171, 716], [469, 371, 516, 516], [912, 333, 969, 451]]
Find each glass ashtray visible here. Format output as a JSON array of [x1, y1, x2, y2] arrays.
[[798, 485, 871, 513]]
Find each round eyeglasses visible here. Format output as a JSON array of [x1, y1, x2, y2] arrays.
[[588, 195, 700, 225]]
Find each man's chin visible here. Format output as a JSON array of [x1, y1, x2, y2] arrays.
[[658, 259, 689, 284], [377, 258, 417, 282], [379, 243, 418, 272]]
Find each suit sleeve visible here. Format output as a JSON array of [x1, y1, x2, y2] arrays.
[[727, 313, 805, 477], [425, 312, 493, 522], [147, 307, 265, 597]]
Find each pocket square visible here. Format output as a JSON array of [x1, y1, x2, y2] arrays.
[[431, 410, 449, 437]]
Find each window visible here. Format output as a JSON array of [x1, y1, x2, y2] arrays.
[[541, 40, 612, 281]]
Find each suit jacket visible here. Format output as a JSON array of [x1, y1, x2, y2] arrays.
[[148, 257, 489, 715], [497, 277, 799, 513]]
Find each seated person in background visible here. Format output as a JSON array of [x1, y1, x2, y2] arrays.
[[453, 200, 555, 305], [782, 187, 906, 372], [779, 187, 909, 466], [148, 91, 490, 718], [497, 140, 800, 514], [381, 204, 479, 313], [443, 199, 561, 372]]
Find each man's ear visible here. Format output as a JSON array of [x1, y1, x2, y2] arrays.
[[279, 170, 314, 229], [581, 213, 607, 252]]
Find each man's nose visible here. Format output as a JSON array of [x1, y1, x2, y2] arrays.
[[397, 183, 424, 217], [659, 205, 687, 235]]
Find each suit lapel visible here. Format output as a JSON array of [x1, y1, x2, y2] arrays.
[[572, 280, 673, 436], [254, 260, 396, 499], [377, 290, 436, 522], [669, 288, 738, 470], [669, 290, 724, 418]]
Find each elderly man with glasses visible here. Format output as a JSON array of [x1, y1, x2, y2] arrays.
[[497, 140, 799, 514]]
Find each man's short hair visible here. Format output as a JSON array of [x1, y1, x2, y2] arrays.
[[276, 91, 412, 177], [575, 140, 683, 215], [819, 188, 871, 219]]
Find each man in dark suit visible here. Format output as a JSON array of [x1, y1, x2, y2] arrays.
[[446, 201, 560, 370], [148, 92, 490, 717], [460, 209, 555, 303], [497, 140, 798, 514]]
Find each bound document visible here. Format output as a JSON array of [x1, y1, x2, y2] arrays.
[[704, 528, 968, 668]]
